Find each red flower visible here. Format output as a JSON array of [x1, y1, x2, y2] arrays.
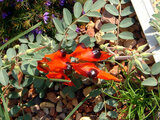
[[71, 62, 120, 82], [70, 43, 113, 61], [46, 71, 74, 86], [37, 58, 50, 73]]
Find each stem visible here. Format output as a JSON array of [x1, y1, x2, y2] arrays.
[[117, 1, 122, 44]]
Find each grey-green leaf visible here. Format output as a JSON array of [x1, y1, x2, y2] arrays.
[[136, 63, 151, 75], [120, 18, 135, 28], [158, 77, 160, 83], [86, 11, 101, 17], [119, 32, 134, 39], [19, 37, 28, 43], [84, 0, 93, 13], [105, 4, 119, 16], [67, 31, 77, 40], [0, 69, 9, 86], [141, 77, 157, 86], [63, 8, 72, 25], [101, 23, 117, 32], [53, 18, 64, 34], [28, 34, 34, 42], [102, 33, 117, 40], [109, 0, 119, 5], [151, 62, 160, 75], [107, 111, 118, 118], [6, 48, 16, 61], [68, 24, 77, 31], [0, 57, 2, 67], [106, 99, 118, 107], [9, 105, 21, 116], [121, 0, 130, 4], [91, 0, 106, 11], [121, 6, 134, 16], [55, 34, 64, 41], [93, 102, 104, 113], [77, 16, 90, 23], [99, 112, 109, 120], [74, 2, 82, 18]]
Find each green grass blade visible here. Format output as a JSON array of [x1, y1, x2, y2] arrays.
[[0, 21, 42, 51], [1, 94, 10, 120]]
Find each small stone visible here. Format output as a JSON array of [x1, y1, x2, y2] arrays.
[[54, 84, 59, 91], [95, 19, 102, 30], [72, 98, 78, 107], [47, 92, 58, 103], [95, 31, 105, 45], [136, 38, 147, 48], [83, 87, 93, 97], [109, 65, 120, 76], [93, 95, 103, 103], [76, 113, 82, 120], [123, 39, 136, 49], [40, 102, 55, 108], [31, 105, 40, 113], [32, 117, 38, 120], [62, 99, 67, 105], [49, 107, 55, 117], [58, 113, 66, 119], [37, 110, 45, 118], [80, 116, 92, 120], [86, 28, 95, 37], [43, 108, 49, 114], [66, 102, 73, 110], [56, 101, 63, 112], [60, 91, 66, 99]]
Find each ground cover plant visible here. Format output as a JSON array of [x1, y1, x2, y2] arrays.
[[0, 0, 160, 119]]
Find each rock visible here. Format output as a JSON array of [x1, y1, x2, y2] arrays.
[[76, 113, 82, 120], [95, 31, 105, 45], [43, 108, 49, 114], [47, 92, 59, 103], [54, 84, 59, 91], [83, 87, 93, 97], [72, 98, 78, 107], [66, 102, 73, 110], [86, 28, 95, 37], [136, 38, 147, 48], [30, 105, 40, 113], [56, 101, 63, 112], [123, 39, 136, 49], [80, 116, 92, 120], [95, 19, 102, 30], [62, 99, 67, 105], [37, 110, 45, 118], [60, 91, 66, 99], [109, 65, 120, 76], [40, 102, 55, 108], [58, 113, 66, 119], [49, 107, 55, 117]]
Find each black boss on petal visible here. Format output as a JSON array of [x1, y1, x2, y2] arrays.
[[92, 49, 101, 58], [87, 69, 98, 78], [65, 62, 72, 74], [60, 49, 67, 57], [77, 43, 87, 49]]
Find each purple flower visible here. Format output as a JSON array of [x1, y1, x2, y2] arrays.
[[59, 0, 65, 6], [32, 28, 43, 35], [45, 0, 51, 6], [17, 0, 23, 2], [82, 11, 85, 15], [76, 27, 80, 33], [43, 12, 49, 24], [0, 0, 4, 2], [52, 14, 55, 18], [2, 12, 8, 19]]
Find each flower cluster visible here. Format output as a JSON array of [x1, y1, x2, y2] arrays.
[[37, 43, 120, 86]]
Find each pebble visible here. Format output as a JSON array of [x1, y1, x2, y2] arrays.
[[83, 87, 93, 97], [43, 108, 49, 114], [60, 91, 66, 99], [49, 107, 55, 117], [37, 110, 45, 118], [30, 105, 40, 113], [40, 102, 55, 108], [66, 102, 73, 110], [95, 19, 102, 30], [72, 98, 78, 107], [93, 95, 103, 103], [56, 101, 63, 112], [76, 113, 82, 120], [80, 116, 92, 120], [54, 84, 59, 91], [47, 92, 58, 103], [58, 113, 66, 119], [123, 39, 136, 49]]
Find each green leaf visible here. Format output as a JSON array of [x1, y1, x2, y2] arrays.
[[106, 99, 118, 107], [74, 2, 82, 18], [63, 8, 72, 25], [89, 89, 101, 97], [102, 33, 117, 40], [55, 34, 64, 41], [68, 24, 77, 31], [79, 34, 91, 46], [91, 0, 106, 11], [158, 77, 160, 83], [105, 4, 119, 16], [77, 16, 90, 23], [28, 33, 34, 42], [93, 102, 104, 112], [107, 111, 118, 118], [9, 105, 21, 116], [121, 0, 130, 4], [86, 11, 102, 17], [141, 77, 157, 86], [109, 0, 119, 5], [8, 91, 20, 99], [53, 18, 64, 34], [104, 87, 116, 95], [19, 37, 28, 43], [84, 0, 93, 13], [136, 63, 151, 75], [121, 6, 134, 16], [99, 112, 109, 120], [36, 34, 43, 44], [119, 32, 134, 39], [33, 78, 44, 88], [67, 31, 77, 40], [39, 91, 45, 98], [22, 77, 33, 87], [0, 69, 9, 86], [19, 44, 28, 53], [120, 18, 135, 28], [137, 44, 148, 53], [6, 48, 16, 61], [0, 57, 2, 67], [45, 80, 54, 88], [151, 62, 160, 75], [101, 23, 117, 32]]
